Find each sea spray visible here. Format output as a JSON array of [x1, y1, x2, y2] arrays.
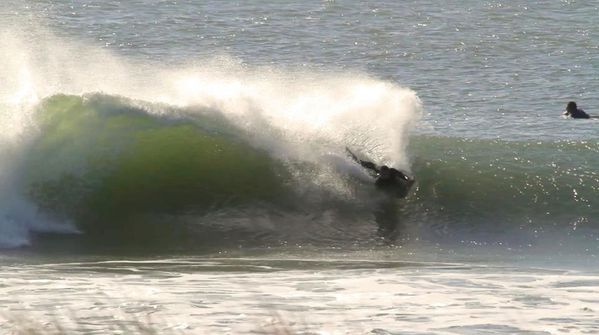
[[165, 67, 421, 171]]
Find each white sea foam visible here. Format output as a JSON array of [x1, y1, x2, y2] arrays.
[[0, 257, 597, 334]]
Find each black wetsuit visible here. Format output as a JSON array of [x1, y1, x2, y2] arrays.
[[375, 168, 414, 197], [359, 161, 414, 197], [345, 147, 415, 197], [566, 108, 590, 119]]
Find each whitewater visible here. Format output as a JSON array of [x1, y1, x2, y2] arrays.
[[1, 1, 598, 334]]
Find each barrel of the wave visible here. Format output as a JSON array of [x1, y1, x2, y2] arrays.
[[22, 94, 288, 240]]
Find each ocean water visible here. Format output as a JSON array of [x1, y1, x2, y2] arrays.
[[0, 1, 598, 334]]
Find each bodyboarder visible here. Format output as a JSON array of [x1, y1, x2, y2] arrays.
[[346, 147, 415, 198]]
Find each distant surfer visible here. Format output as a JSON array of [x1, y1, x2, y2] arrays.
[[563, 101, 590, 119], [346, 148, 415, 198]]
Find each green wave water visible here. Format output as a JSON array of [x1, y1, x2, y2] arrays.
[[24, 94, 287, 239], [406, 135, 599, 235]]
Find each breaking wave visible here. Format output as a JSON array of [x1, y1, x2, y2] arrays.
[[0, 27, 420, 248], [1, 27, 596, 251]]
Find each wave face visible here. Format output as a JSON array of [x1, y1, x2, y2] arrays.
[[405, 136, 598, 241]]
